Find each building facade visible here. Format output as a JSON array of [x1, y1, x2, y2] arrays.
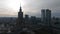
[[41, 9, 51, 26], [41, 9, 46, 24], [16, 6, 23, 27]]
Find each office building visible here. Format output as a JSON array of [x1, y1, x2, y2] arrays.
[[41, 9, 51, 26]]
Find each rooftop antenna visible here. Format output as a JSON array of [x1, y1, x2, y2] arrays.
[[20, 3, 22, 12]]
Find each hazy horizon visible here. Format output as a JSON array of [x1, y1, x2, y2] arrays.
[[0, 0, 60, 17]]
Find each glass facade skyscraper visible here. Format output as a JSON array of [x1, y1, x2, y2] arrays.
[[41, 9, 51, 26]]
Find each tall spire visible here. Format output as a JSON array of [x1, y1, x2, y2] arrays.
[[20, 6, 22, 12], [20, 4, 22, 12]]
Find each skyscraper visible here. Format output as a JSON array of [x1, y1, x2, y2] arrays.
[[41, 9, 51, 26], [41, 9, 46, 24], [16, 6, 23, 26], [11, 6, 24, 34], [46, 9, 51, 26]]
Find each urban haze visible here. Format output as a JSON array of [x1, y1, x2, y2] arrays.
[[0, 0, 60, 17], [0, 0, 59, 34]]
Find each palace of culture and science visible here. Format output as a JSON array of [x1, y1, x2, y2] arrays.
[[17, 6, 23, 27], [11, 6, 24, 34]]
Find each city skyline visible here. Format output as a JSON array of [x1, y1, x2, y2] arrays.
[[0, 0, 60, 17], [0, 0, 60, 34]]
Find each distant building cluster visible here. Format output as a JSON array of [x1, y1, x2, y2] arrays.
[[0, 17, 16, 24], [0, 6, 60, 34]]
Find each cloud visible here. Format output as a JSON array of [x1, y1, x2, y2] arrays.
[[0, 8, 18, 16], [0, 0, 60, 17], [22, 0, 60, 17], [0, 0, 19, 16]]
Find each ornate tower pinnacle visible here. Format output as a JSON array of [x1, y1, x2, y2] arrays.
[[20, 6, 22, 12], [20, 4, 22, 12]]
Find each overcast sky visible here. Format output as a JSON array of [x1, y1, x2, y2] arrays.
[[0, 0, 60, 17]]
